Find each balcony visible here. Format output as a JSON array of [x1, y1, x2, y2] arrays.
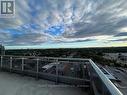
[[0, 55, 123, 95]]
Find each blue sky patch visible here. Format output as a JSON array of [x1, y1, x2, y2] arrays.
[[45, 25, 65, 36]]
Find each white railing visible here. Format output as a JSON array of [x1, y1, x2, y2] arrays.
[[89, 59, 123, 95]]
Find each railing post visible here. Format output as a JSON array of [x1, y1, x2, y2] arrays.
[[102, 84, 105, 95], [56, 59, 59, 84], [21, 58, 24, 72], [82, 63, 88, 79], [10, 57, 12, 72], [0, 56, 3, 68], [36, 58, 39, 79]]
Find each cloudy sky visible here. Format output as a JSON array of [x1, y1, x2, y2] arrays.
[[0, 0, 127, 49]]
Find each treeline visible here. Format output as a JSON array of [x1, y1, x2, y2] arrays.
[[5, 46, 127, 56], [5, 47, 127, 68]]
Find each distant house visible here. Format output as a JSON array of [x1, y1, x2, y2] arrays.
[[118, 53, 127, 64]]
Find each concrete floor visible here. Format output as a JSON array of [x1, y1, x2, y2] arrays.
[[0, 72, 88, 95]]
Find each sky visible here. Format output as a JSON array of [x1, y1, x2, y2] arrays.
[[0, 0, 127, 49]]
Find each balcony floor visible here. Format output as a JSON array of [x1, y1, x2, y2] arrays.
[[0, 71, 88, 95]]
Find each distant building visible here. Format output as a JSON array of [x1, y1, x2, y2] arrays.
[[0, 44, 5, 55]]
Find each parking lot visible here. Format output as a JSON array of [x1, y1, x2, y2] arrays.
[[105, 66, 127, 95]]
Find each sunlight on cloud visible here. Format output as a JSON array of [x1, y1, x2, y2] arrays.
[[119, 27, 127, 32]]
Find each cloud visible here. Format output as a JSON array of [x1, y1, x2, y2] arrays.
[[110, 38, 127, 42], [115, 32, 127, 37], [118, 27, 127, 32], [0, 0, 127, 47], [64, 0, 127, 38], [9, 33, 48, 45]]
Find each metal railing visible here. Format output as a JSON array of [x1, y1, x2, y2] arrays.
[[89, 59, 123, 95], [0, 55, 90, 86], [0, 55, 123, 95]]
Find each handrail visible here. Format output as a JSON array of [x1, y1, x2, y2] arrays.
[[0, 55, 89, 61], [89, 59, 123, 95]]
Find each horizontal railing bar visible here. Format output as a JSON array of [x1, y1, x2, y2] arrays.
[[0, 55, 90, 61]]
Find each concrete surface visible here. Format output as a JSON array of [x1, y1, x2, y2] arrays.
[[0, 71, 88, 95]]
